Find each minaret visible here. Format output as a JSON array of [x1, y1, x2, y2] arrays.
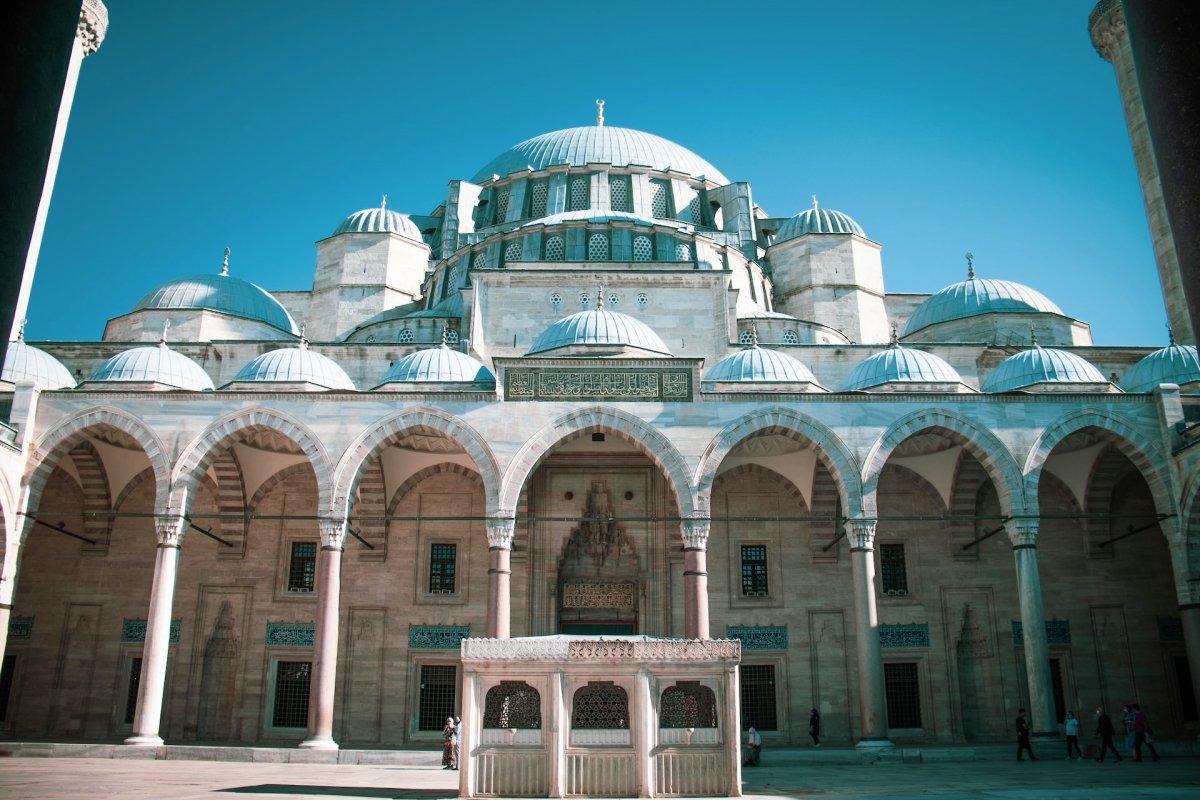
[[1089, 0, 1193, 344]]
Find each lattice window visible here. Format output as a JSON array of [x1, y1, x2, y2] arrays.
[[579, 293, 591, 309], [122, 657, 141, 725], [470, 250, 486, 270], [572, 682, 629, 729], [607, 293, 620, 308], [650, 179, 672, 218], [419, 664, 458, 731], [544, 235, 565, 261], [569, 175, 589, 211], [447, 262, 464, 296], [445, 328, 459, 344], [587, 232, 609, 261], [272, 661, 311, 728], [0, 655, 14, 723], [782, 329, 799, 345], [632, 235, 653, 262], [674, 242, 692, 261], [429, 543, 457, 594], [483, 681, 542, 729], [741, 545, 769, 597], [739, 330, 754, 345], [610, 175, 632, 212], [687, 195, 704, 225], [636, 293, 648, 308], [880, 543, 908, 596], [739, 664, 777, 730], [493, 187, 510, 224], [550, 292, 562, 310], [884, 662, 921, 728], [528, 180, 548, 218], [504, 240, 523, 263], [287, 542, 316, 592], [398, 328, 414, 343], [659, 682, 718, 728]]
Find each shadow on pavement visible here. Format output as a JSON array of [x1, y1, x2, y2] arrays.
[[221, 786, 456, 799]]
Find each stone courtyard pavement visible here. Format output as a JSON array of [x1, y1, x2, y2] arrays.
[[1, 756, 1199, 800]]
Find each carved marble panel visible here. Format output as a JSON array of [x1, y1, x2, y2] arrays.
[[342, 607, 385, 743], [808, 610, 850, 742]]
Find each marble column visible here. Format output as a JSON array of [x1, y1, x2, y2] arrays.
[[299, 519, 346, 750], [847, 519, 890, 746], [125, 514, 185, 746], [459, 669, 478, 798], [724, 665, 743, 797], [1007, 520, 1058, 736], [548, 671, 568, 798], [635, 669, 656, 798], [0, 522, 27, 674], [486, 516, 516, 638], [681, 519, 711, 640]]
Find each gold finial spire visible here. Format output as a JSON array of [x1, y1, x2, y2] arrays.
[[441, 323, 450, 347], [380, 194, 388, 211], [160, 319, 171, 345], [595, 99, 605, 127], [965, 251, 975, 280], [890, 323, 899, 346], [299, 323, 308, 350], [749, 321, 760, 348], [597, 286, 605, 307], [811, 195, 819, 211], [220, 247, 230, 276]]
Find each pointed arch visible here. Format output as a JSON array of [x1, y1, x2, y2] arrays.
[[499, 405, 694, 518], [247, 463, 317, 516], [694, 407, 861, 518], [388, 462, 484, 515]]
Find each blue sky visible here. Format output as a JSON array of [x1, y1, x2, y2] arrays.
[[31, 0, 1166, 345]]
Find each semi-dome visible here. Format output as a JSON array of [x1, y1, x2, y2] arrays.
[[379, 343, 493, 385], [332, 198, 424, 242], [705, 344, 821, 385], [88, 342, 214, 391], [134, 250, 299, 335], [775, 198, 865, 243], [232, 343, 355, 390], [473, 125, 728, 184], [904, 263, 1063, 336], [2, 336, 75, 389], [527, 295, 672, 356], [1120, 341, 1200, 393], [843, 344, 964, 391], [982, 345, 1108, 392]]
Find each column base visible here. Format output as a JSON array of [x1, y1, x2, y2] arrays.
[[298, 735, 339, 751], [854, 738, 894, 750], [123, 734, 164, 747]]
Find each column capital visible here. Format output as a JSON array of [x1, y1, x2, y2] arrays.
[[318, 518, 347, 550], [1088, 0, 1125, 63], [1005, 519, 1039, 548], [844, 518, 877, 550], [680, 518, 711, 550], [486, 516, 516, 549], [154, 515, 186, 548], [78, 0, 109, 57]]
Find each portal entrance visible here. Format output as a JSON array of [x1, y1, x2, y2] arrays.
[[557, 481, 640, 634]]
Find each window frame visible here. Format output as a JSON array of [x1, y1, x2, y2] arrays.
[[263, 654, 313, 735], [740, 544, 769, 598], [285, 540, 318, 595], [878, 541, 909, 597], [408, 659, 459, 739], [427, 541, 458, 596], [739, 663, 779, 732], [883, 660, 923, 731]]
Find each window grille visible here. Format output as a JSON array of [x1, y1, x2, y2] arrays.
[[741, 545, 769, 596], [504, 240, 523, 263], [687, 196, 704, 225], [483, 681, 542, 729], [587, 233, 609, 261], [884, 662, 921, 728], [636, 293, 648, 308], [544, 235, 565, 261], [398, 328, 414, 343], [272, 661, 311, 728], [739, 664, 777, 730], [123, 657, 142, 725], [418, 664, 457, 731], [739, 330, 754, 345], [650, 179, 672, 219], [470, 250, 486, 270], [0, 655, 14, 722], [445, 328, 459, 344], [880, 543, 908, 595], [610, 175, 632, 212], [578, 293, 591, 308], [659, 682, 718, 728], [428, 543, 457, 594], [674, 242, 692, 261], [607, 293, 620, 308], [569, 175, 589, 211], [632, 235, 653, 262], [529, 180, 548, 218], [572, 682, 629, 729], [492, 187, 510, 224], [447, 263, 464, 295], [287, 542, 317, 592], [782, 329, 799, 345]]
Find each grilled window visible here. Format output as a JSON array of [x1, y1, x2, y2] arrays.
[[610, 175, 633, 212], [492, 186, 510, 224], [782, 329, 799, 345], [470, 250, 486, 270], [674, 241, 692, 261], [739, 330, 754, 345], [483, 681, 541, 729], [884, 662, 921, 728], [503, 240, 523, 263], [398, 328, 414, 343], [739, 664, 777, 731], [0, 655, 15, 722], [741, 545, 769, 596], [880, 543, 908, 595], [544, 235, 565, 261], [687, 195, 704, 225], [528, 180, 548, 218], [660, 682, 718, 728], [429, 543, 457, 594], [123, 657, 142, 725], [572, 682, 629, 729], [287, 542, 317, 592], [587, 233, 609, 261], [649, 179, 672, 219], [568, 175, 589, 211], [272, 661, 311, 728], [418, 664, 457, 731], [632, 234, 653, 262]]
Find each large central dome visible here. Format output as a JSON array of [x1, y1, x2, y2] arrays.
[[472, 126, 728, 185]]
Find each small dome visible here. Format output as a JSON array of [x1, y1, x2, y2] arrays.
[[1120, 343, 1200, 392], [775, 199, 865, 243], [528, 300, 671, 356], [88, 343, 214, 391], [333, 199, 424, 242], [2, 338, 75, 389], [982, 346, 1108, 392], [233, 344, 355, 390], [843, 345, 964, 391], [706, 346, 821, 384], [904, 271, 1063, 336], [134, 251, 298, 335], [379, 344, 494, 385]]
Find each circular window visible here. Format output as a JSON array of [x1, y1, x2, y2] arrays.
[[636, 292, 648, 308], [607, 293, 620, 308], [550, 292, 562, 309], [579, 292, 591, 308], [398, 328, 414, 343]]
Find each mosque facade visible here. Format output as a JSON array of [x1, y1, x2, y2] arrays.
[[1, 89, 1200, 754]]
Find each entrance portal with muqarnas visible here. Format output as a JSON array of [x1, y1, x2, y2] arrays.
[[557, 481, 639, 634]]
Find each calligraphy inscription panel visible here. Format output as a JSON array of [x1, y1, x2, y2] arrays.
[[505, 368, 692, 401], [563, 581, 636, 609]]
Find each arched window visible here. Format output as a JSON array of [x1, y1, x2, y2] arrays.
[[504, 240, 523, 263], [610, 175, 633, 213], [445, 328, 460, 344], [782, 329, 799, 345], [587, 232, 610, 261], [492, 186, 510, 225], [544, 235, 565, 261], [569, 175, 590, 211], [528, 180, 549, 218], [687, 196, 704, 226], [470, 250, 486, 270], [398, 328, 414, 343], [572, 682, 629, 730], [483, 682, 541, 729], [674, 242, 692, 262], [659, 682, 718, 729], [649, 179, 672, 219], [632, 235, 653, 262]]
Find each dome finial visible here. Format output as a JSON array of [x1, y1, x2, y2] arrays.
[[380, 194, 388, 211], [160, 319, 171, 346], [15, 318, 27, 342], [595, 99, 605, 127], [597, 286, 605, 308], [1029, 325, 1038, 347], [965, 251, 975, 280], [441, 323, 450, 347], [220, 247, 230, 276], [890, 323, 899, 347], [299, 323, 308, 350], [1167, 324, 1175, 346], [811, 195, 819, 211], [749, 321, 760, 348]]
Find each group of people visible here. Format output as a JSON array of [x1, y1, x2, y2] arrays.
[[442, 715, 462, 770], [1017, 704, 1162, 763]]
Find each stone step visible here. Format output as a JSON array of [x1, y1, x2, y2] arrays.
[[0, 741, 443, 765]]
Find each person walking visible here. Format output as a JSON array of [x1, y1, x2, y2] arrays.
[[1015, 708, 1037, 761], [743, 726, 762, 767], [1122, 704, 1136, 754], [452, 715, 462, 770], [1131, 704, 1161, 762], [1095, 707, 1123, 762], [1064, 711, 1082, 760], [808, 708, 821, 747], [441, 717, 456, 770]]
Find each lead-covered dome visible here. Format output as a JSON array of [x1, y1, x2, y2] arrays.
[[1120, 341, 1200, 393], [333, 198, 423, 242], [473, 125, 728, 184], [904, 273, 1063, 336], [379, 344, 494, 385], [706, 345, 822, 385], [982, 346, 1108, 392], [2, 337, 75, 389], [775, 198, 865, 243], [232, 343, 355, 390], [88, 342, 214, 391], [528, 298, 671, 357], [843, 345, 964, 391]]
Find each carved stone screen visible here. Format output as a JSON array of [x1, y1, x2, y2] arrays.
[[572, 682, 629, 729], [505, 367, 692, 401], [659, 682, 718, 728], [557, 482, 639, 634], [483, 681, 542, 729]]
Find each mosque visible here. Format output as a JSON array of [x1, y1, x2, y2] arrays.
[[0, 42, 1199, 764]]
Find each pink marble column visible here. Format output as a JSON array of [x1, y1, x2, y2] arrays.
[[1007, 520, 1058, 736], [847, 519, 890, 747], [724, 665, 743, 797], [300, 519, 346, 750], [125, 514, 185, 746], [486, 516, 516, 638], [681, 519, 711, 640]]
